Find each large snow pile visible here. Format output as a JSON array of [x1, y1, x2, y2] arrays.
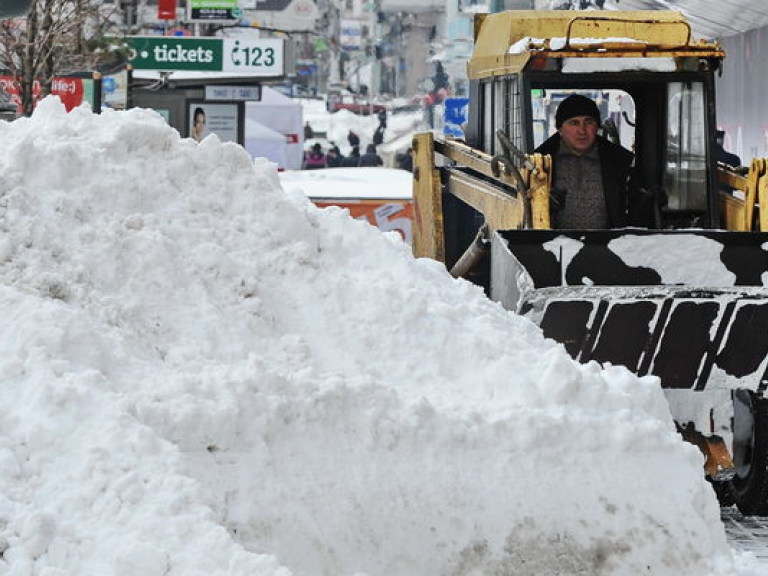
[[0, 99, 737, 575]]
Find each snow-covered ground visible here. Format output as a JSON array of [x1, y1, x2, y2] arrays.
[[0, 98, 764, 575]]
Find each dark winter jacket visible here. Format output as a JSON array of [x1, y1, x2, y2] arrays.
[[325, 148, 343, 168], [359, 144, 383, 167], [341, 147, 361, 167], [535, 133, 654, 228]]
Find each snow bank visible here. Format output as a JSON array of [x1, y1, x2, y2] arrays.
[[0, 98, 735, 575]]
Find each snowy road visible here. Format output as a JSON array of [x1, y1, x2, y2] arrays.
[[723, 507, 768, 563]]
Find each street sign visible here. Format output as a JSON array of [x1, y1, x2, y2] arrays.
[[443, 97, 470, 138], [205, 84, 262, 101], [187, 0, 240, 23], [127, 37, 285, 76]]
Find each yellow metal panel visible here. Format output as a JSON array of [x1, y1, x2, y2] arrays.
[[759, 166, 768, 232], [718, 191, 746, 231], [524, 154, 552, 230], [435, 138, 527, 190], [718, 168, 747, 193], [446, 170, 524, 231], [411, 132, 445, 262], [468, 10, 723, 80], [743, 158, 763, 231]]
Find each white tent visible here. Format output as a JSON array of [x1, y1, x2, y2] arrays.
[[244, 118, 288, 169], [245, 87, 304, 170]]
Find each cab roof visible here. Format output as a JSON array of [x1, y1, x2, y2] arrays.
[[467, 10, 725, 80]]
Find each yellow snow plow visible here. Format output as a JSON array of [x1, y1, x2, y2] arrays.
[[412, 10, 768, 514]]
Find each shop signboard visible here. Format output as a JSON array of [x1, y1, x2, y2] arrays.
[[187, 0, 241, 23]]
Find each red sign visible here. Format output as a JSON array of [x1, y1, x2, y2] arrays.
[[166, 27, 191, 36], [157, 0, 176, 20], [0, 76, 86, 113]]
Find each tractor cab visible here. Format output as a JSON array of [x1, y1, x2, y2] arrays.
[[461, 10, 725, 232]]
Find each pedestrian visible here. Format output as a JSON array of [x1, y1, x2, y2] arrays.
[[347, 129, 360, 148], [535, 94, 655, 229], [304, 121, 314, 140], [398, 147, 414, 172], [325, 144, 343, 168], [359, 144, 383, 167], [341, 146, 361, 167], [303, 142, 326, 170], [372, 125, 384, 146]]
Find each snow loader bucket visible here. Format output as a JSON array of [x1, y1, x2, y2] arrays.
[[493, 229, 768, 392]]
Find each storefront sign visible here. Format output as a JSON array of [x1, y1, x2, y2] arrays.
[[157, 0, 177, 20], [187, 0, 240, 23]]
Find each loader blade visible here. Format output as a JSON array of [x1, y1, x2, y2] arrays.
[[493, 229, 768, 392]]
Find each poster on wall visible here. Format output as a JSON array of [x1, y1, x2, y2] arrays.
[[187, 101, 243, 144], [102, 70, 129, 110], [312, 199, 413, 244]]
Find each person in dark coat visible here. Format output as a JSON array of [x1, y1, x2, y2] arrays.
[[398, 147, 414, 172], [325, 144, 343, 168], [341, 146, 361, 167], [372, 124, 385, 146], [347, 129, 360, 148], [535, 94, 654, 229], [359, 144, 383, 167], [377, 109, 387, 128]]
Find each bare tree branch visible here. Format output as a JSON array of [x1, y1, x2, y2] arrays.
[[0, 0, 125, 116]]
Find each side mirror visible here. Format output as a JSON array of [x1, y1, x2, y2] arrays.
[[0, 0, 33, 19]]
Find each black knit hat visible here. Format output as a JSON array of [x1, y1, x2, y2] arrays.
[[555, 94, 601, 128]]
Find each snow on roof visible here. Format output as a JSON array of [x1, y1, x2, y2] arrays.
[[509, 36, 649, 54]]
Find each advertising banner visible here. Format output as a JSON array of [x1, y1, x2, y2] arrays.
[[102, 70, 129, 110], [313, 199, 413, 244], [0, 76, 93, 113], [188, 101, 242, 144]]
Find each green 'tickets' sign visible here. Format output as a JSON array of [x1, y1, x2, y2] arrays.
[[127, 37, 285, 75], [128, 37, 222, 71]]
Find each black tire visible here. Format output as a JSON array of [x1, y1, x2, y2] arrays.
[[730, 390, 768, 515], [710, 478, 735, 508]]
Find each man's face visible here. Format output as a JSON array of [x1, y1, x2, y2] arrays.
[[558, 115, 599, 154]]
